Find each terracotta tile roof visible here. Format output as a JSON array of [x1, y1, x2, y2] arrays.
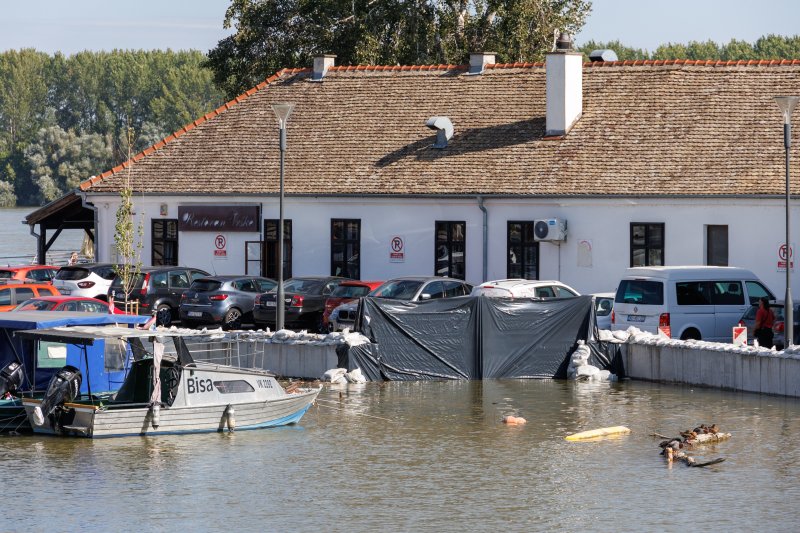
[[81, 61, 800, 197]]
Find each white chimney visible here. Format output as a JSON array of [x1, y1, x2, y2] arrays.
[[312, 54, 336, 81], [546, 33, 582, 136], [469, 52, 496, 75]]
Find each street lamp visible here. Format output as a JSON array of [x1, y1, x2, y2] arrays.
[[271, 102, 294, 331], [775, 96, 799, 348]]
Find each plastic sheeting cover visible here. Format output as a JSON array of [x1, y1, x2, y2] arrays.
[[350, 295, 617, 380]]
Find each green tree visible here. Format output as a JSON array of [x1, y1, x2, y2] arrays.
[[25, 125, 113, 204], [576, 39, 648, 60], [113, 127, 144, 314], [205, 0, 592, 99]]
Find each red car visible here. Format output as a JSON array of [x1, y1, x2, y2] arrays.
[[0, 265, 59, 284], [322, 280, 384, 329], [13, 296, 117, 314]]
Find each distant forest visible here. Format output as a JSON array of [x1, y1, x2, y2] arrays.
[[0, 35, 798, 207]]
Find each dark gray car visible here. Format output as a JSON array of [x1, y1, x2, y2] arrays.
[[108, 266, 209, 326], [180, 275, 277, 329]]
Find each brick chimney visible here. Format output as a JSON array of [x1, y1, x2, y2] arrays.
[[545, 33, 582, 136], [312, 55, 336, 81]]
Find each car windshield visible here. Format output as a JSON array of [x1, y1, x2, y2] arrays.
[[191, 280, 223, 292], [615, 280, 664, 305], [110, 273, 146, 290], [370, 280, 424, 300], [14, 299, 55, 311], [54, 267, 90, 280], [282, 279, 325, 294], [595, 297, 613, 316], [331, 284, 371, 298]]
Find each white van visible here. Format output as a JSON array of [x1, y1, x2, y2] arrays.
[[611, 266, 775, 342]]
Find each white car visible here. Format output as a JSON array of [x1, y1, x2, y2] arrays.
[[592, 292, 615, 330], [470, 279, 580, 299], [52, 263, 119, 300]]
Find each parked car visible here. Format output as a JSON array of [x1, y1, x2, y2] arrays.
[[470, 278, 580, 299], [13, 296, 114, 314], [329, 276, 473, 331], [322, 280, 384, 330], [738, 301, 800, 350], [611, 266, 775, 341], [0, 265, 59, 284], [180, 275, 276, 329], [0, 282, 60, 312], [592, 292, 615, 330], [52, 263, 118, 300], [108, 266, 209, 326], [254, 276, 351, 331]]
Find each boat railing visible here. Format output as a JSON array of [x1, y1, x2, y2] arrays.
[[183, 334, 270, 372]]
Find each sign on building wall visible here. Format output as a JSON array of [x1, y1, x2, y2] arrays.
[[390, 235, 405, 263], [178, 205, 260, 232], [214, 234, 227, 259]]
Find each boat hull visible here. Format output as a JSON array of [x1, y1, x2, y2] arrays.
[[23, 388, 319, 438]]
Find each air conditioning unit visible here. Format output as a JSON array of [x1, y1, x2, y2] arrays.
[[534, 218, 567, 242]]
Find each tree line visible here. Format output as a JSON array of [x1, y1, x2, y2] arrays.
[[1, 0, 798, 208], [0, 49, 222, 206]]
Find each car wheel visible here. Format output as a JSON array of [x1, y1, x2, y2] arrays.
[[223, 308, 242, 330], [156, 304, 172, 327]]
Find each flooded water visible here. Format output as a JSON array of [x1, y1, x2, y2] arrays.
[[4, 379, 799, 531], [0, 207, 83, 264]]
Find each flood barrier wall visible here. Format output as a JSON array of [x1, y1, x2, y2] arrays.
[[622, 343, 800, 397]]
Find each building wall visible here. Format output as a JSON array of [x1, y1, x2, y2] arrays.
[[89, 194, 795, 297]]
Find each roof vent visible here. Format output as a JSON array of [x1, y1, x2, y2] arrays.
[[469, 52, 496, 75], [426, 117, 454, 149], [589, 49, 619, 62], [555, 32, 574, 52], [312, 54, 336, 81]]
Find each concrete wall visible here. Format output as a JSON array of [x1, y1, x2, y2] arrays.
[[622, 343, 800, 397], [89, 193, 796, 297]]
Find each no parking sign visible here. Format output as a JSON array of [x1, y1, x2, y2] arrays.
[[390, 235, 405, 263], [214, 234, 227, 258]]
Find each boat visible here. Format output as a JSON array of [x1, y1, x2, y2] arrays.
[[0, 311, 148, 432], [18, 326, 320, 437]]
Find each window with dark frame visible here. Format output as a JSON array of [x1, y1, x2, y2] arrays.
[[435, 221, 466, 280], [706, 225, 729, 266], [264, 219, 292, 279], [630, 223, 665, 267], [331, 219, 360, 279], [152, 219, 178, 266], [507, 221, 539, 279]]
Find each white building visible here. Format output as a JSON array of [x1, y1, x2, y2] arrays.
[[27, 43, 800, 296]]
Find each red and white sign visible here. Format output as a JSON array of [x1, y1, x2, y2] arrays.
[[732, 326, 747, 346], [214, 234, 227, 258], [389, 235, 405, 263], [778, 243, 794, 271]]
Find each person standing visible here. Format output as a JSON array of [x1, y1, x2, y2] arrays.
[[754, 297, 776, 348]]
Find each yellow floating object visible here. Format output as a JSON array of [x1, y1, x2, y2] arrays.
[[565, 426, 631, 441]]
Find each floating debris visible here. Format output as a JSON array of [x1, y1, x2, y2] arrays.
[[657, 423, 730, 467], [565, 425, 630, 441]]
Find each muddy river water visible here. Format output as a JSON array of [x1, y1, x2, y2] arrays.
[[5, 379, 800, 531]]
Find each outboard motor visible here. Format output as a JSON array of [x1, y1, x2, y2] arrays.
[[0, 361, 24, 397], [32, 365, 82, 427]]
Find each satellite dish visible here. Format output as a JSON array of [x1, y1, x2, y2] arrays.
[[534, 220, 550, 240]]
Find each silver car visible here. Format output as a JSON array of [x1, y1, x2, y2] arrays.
[[329, 276, 472, 331], [180, 275, 276, 329]]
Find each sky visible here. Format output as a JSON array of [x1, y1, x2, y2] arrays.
[[0, 0, 798, 56]]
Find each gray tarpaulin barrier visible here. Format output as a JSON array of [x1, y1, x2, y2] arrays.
[[339, 295, 623, 381]]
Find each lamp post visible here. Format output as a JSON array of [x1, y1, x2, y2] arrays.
[[775, 96, 799, 348], [271, 102, 294, 331]]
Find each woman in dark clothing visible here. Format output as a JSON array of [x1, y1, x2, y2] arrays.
[[754, 297, 775, 348]]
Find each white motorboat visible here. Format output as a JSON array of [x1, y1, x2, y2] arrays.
[[19, 326, 319, 438]]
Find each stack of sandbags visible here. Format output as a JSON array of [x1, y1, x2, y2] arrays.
[[567, 341, 617, 382], [322, 367, 368, 384]]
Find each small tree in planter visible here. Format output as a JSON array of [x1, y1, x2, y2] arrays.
[[112, 126, 144, 315]]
